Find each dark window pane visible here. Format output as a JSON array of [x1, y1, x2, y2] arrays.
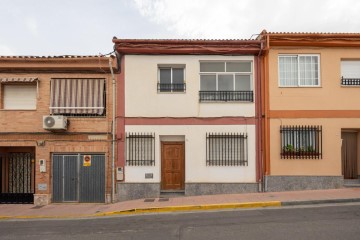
[[200, 62, 225, 72], [172, 68, 184, 84], [227, 62, 251, 72], [235, 75, 251, 91], [160, 68, 171, 84], [200, 75, 216, 91], [218, 75, 233, 91]]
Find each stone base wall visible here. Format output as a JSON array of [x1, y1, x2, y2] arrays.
[[185, 183, 258, 196], [265, 176, 344, 192], [34, 194, 50, 206], [117, 183, 160, 201], [117, 182, 259, 201]]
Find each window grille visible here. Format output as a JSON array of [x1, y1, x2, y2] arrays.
[[199, 91, 253, 102], [126, 133, 155, 166], [280, 125, 322, 159], [206, 133, 248, 166], [341, 77, 360, 86]]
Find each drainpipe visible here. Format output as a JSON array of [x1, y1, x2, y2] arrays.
[[109, 57, 116, 203]]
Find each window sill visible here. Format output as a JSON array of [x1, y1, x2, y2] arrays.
[[341, 85, 360, 88], [278, 86, 321, 88], [199, 100, 254, 103], [0, 109, 37, 111], [157, 91, 186, 94]]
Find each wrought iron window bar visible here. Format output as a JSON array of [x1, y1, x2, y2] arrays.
[[157, 83, 186, 92], [126, 133, 155, 166], [206, 133, 248, 166], [341, 76, 360, 86], [199, 91, 253, 102], [280, 125, 322, 159]]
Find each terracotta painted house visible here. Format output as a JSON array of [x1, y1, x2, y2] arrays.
[[0, 56, 117, 205], [113, 39, 264, 200], [260, 31, 360, 191]]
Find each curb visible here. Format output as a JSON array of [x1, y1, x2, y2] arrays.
[[94, 201, 282, 217], [1, 198, 360, 220], [0, 201, 281, 220], [282, 198, 360, 206]]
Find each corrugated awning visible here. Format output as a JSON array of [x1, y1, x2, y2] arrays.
[[0, 77, 38, 83]]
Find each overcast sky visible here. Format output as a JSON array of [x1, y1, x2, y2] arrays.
[[1, 0, 360, 56]]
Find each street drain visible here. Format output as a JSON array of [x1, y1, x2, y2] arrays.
[[144, 198, 155, 202]]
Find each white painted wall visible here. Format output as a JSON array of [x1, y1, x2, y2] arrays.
[[125, 125, 256, 183], [125, 55, 256, 117]]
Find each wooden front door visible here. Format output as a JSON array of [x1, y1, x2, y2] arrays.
[[342, 132, 358, 179], [161, 142, 185, 190]]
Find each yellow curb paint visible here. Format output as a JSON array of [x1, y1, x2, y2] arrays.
[[94, 201, 281, 216], [0, 201, 282, 220]]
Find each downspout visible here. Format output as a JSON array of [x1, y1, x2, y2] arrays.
[[109, 57, 116, 203], [257, 42, 264, 192]]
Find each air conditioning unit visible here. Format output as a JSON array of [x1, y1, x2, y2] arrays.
[[43, 115, 67, 130]]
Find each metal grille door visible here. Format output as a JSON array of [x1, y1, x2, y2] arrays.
[[52, 154, 105, 203], [0, 153, 35, 204]]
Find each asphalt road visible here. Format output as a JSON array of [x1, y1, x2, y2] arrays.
[[1, 203, 360, 240]]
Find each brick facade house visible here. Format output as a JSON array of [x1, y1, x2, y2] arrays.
[[0, 56, 117, 205]]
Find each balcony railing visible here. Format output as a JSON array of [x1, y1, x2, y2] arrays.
[[157, 83, 186, 92], [341, 77, 360, 86], [199, 91, 253, 102]]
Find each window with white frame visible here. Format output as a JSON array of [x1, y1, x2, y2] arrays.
[[278, 55, 320, 87], [199, 61, 253, 102], [158, 65, 185, 92], [2, 84, 37, 110], [341, 60, 360, 86]]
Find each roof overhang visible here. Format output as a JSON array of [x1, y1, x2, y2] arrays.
[[113, 39, 262, 55], [0, 56, 117, 73], [262, 32, 360, 47]]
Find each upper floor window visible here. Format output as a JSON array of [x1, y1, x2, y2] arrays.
[[341, 60, 360, 86], [50, 78, 105, 117], [279, 55, 320, 87], [199, 61, 253, 102], [158, 65, 185, 92], [0, 77, 38, 110]]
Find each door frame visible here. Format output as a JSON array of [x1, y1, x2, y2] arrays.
[[160, 141, 185, 191]]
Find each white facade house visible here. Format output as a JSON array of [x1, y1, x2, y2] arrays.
[[113, 39, 263, 200]]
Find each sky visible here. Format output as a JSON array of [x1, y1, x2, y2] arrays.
[[1, 0, 360, 56]]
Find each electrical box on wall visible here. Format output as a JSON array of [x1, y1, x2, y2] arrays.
[[39, 159, 46, 173], [116, 167, 124, 181]]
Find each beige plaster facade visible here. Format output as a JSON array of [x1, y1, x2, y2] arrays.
[[262, 32, 360, 190]]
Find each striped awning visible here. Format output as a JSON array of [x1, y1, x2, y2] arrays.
[[0, 77, 39, 83], [50, 78, 105, 115]]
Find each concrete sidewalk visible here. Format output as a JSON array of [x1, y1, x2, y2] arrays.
[[1, 188, 360, 220]]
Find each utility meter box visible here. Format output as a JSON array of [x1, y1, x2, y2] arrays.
[[39, 159, 46, 173], [116, 167, 124, 181]]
